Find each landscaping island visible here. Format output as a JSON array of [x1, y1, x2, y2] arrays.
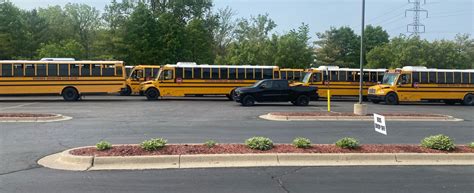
[[0, 113, 71, 122], [260, 112, 462, 121]]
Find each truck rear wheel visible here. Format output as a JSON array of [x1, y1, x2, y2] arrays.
[[294, 95, 310, 106]]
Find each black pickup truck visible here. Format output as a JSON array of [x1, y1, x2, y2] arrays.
[[233, 79, 318, 106]]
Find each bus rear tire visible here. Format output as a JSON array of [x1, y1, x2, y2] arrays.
[[145, 88, 159, 101], [227, 89, 236, 101], [462, 94, 474, 106], [241, 95, 255, 106], [62, 87, 80, 101], [385, 92, 398, 105], [120, 86, 132, 96]]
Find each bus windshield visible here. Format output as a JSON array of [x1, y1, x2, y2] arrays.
[[302, 72, 312, 83], [382, 73, 398, 85]]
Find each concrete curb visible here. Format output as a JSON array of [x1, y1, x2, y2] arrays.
[[259, 114, 463, 122], [37, 147, 474, 171], [0, 114, 72, 122]]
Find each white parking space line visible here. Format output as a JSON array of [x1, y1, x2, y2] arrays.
[[0, 103, 39, 110]]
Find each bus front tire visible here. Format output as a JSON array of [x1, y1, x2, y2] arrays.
[[294, 95, 310, 106], [62, 87, 80, 101], [385, 92, 398, 105], [227, 89, 236, 101], [462, 94, 474, 106], [120, 86, 132, 96], [145, 88, 160, 101], [241, 95, 255, 106]]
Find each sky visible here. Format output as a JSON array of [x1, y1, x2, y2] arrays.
[[9, 0, 474, 41]]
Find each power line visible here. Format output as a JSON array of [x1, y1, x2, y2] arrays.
[[405, 0, 429, 36]]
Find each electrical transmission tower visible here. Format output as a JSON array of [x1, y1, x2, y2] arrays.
[[405, 0, 429, 36]]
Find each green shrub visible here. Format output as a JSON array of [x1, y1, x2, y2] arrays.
[[469, 142, 474, 149], [335, 137, 359, 149], [205, 140, 217, 148], [140, 138, 167, 151], [245, 136, 273, 151], [420, 134, 455, 151], [96, 140, 112, 151], [292, 137, 311, 148]]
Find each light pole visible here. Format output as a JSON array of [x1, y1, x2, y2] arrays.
[[354, 0, 367, 115]]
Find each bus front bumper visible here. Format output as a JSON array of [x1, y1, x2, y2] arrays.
[[368, 94, 385, 102]]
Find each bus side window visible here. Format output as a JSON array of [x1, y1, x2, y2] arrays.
[[152, 68, 159, 78], [462, 72, 469, 84], [37, 64, 46, 76], [245, 68, 254, 80], [446, 72, 454, 83], [175, 67, 183, 79], [437, 72, 446, 84], [453, 72, 461, 84], [211, 68, 219, 79], [263, 69, 272, 79], [81, 64, 91, 76], [420, 72, 428, 84], [58, 64, 69, 76], [237, 68, 245, 80], [363, 72, 369, 82], [471, 73, 474, 84], [348, 71, 354, 82], [428, 72, 436, 83], [330, 71, 338, 81], [370, 72, 377, 82], [1, 64, 12, 77], [312, 73, 322, 82], [163, 70, 173, 80], [398, 74, 411, 85], [48, 64, 57, 76], [25, 64, 35, 76], [273, 70, 279, 79], [339, 71, 347, 81], [412, 72, 420, 83], [14, 64, 24, 76], [203, 68, 211, 79], [193, 68, 202, 79], [255, 68, 262, 79], [220, 68, 228, 79], [229, 68, 236, 79], [102, 65, 115, 76], [184, 68, 192, 79], [144, 68, 152, 79], [92, 64, 101, 76], [377, 72, 384, 82], [70, 64, 79, 76], [116, 66, 123, 77]]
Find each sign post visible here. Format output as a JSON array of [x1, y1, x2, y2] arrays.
[[373, 113, 387, 135]]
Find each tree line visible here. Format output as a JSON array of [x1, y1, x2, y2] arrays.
[[0, 0, 472, 69]]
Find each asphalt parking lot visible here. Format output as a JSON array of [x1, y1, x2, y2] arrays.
[[1, 95, 473, 193]]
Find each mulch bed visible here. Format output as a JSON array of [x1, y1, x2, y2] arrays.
[[0, 113, 55, 118], [71, 144, 474, 157], [270, 112, 446, 117]]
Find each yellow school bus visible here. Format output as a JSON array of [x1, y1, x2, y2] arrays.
[[300, 66, 386, 98], [279, 68, 306, 82], [0, 60, 125, 101], [121, 65, 160, 96], [368, 66, 474, 105], [140, 62, 280, 100]]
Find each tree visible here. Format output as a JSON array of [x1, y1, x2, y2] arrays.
[[186, 19, 215, 64], [314, 26, 359, 67], [363, 25, 389, 63], [37, 5, 74, 43], [64, 3, 101, 58], [213, 6, 236, 64], [0, 2, 26, 59], [225, 14, 277, 65], [273, 24, 314, 68], [122, 3, 160, 65], [37, 39, 84, 58], [21, 9, 49, 59]]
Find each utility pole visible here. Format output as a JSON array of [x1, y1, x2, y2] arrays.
[[354, 0, 367, 115], [405, 0, 429, 36]]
